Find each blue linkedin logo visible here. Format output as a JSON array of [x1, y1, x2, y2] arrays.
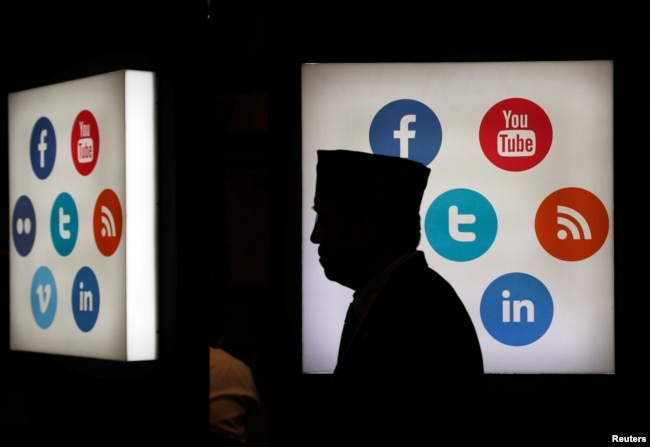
[[480, 272, 554, 346]]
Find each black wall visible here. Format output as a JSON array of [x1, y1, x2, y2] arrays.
[[1, 2, 648, 443]]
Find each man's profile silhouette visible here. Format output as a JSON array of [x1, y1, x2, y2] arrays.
[[309, 149, 484, 444]]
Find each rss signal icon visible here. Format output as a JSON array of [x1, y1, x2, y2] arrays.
[[535, 187, 609, 261], [93, 188, 123, 256]]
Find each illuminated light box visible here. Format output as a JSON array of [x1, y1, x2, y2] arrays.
[[9, 70, 157, 361], [301, 61, 614, 374]]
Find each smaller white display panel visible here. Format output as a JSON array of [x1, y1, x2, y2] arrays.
[[301, 61, 614, 374], [9, 70, 157, 361]]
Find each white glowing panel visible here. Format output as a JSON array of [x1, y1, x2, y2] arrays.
[[302, 61, 614, 374], [9, 70, 157, 361]]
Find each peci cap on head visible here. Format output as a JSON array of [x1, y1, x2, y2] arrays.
[[315, 149, 430, 215]]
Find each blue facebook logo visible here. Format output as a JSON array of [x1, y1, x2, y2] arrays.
[[30, 116, 57, 180], [369, 99, 442, 166]]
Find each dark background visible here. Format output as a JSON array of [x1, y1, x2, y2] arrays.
[[1, 1, 648, 443]]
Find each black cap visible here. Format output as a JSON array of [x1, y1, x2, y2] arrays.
[[315, 149, 430, 214]]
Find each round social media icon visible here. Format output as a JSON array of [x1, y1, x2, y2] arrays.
[[479, 98, 553, 172], [12, 195, 37, 257], [71, 266, 100, 333], [535, 187, 609, 261], [50, 192, 78, 256], [369, 99, 442, 166], [71, 109, 100, 176], [30, 116, 57, 180], [31, 266, 58, 329], [93, 189, 123, 256], [425, 188, 497, 262], [480, 272, 554, 346]]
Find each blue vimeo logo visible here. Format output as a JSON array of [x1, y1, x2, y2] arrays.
[[424, 188, 497, 262], [30, 116, 57, 180], [480, 272, 554, 346], [31, 266, 57, 329], [369, 99, 442, 166]]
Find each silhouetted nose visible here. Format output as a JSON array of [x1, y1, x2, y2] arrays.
[[310, 220, 319, 244]]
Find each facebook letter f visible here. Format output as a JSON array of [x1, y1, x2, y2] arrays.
[[394, 114, 416, 158], [38, 129, 48, 168]]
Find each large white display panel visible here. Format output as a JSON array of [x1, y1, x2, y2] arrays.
[[9, 70, 158, 361], [302, 61, 614, 374]]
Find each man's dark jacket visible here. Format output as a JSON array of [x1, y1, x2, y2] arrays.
[[321, 251, 484, 444]]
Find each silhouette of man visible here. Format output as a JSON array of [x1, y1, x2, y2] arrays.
[[309, 149, 484, 444]]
